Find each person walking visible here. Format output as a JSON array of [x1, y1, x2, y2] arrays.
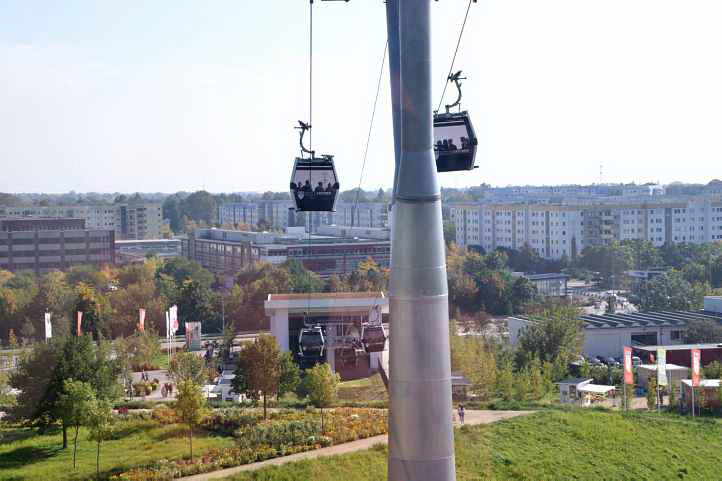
[[458, 403, 465, 425]]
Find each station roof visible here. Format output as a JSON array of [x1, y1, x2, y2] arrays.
[[636, 343, 722, 352], [579, 310, 722, 330]]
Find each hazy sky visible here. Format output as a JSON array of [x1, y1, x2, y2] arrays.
[[2, 1, 722, 193]]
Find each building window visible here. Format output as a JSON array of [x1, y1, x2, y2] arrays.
[[670, 330, 682, 341]]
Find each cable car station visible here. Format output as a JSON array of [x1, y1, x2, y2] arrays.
[[265, 292, 389, 380]]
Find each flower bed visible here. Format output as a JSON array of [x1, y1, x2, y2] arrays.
[[111, 408, 388, 481]]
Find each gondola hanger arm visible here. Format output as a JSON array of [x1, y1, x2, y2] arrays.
[[445, 70, 466, 113], [295, 120, 315, 158]]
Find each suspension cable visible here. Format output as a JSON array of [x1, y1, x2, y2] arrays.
[[435, 0, 474, 113], [353, 41, 388, 225], [309, 0, 314, 151]]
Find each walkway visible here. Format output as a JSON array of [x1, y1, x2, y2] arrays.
[[180, 410, 533, 481]]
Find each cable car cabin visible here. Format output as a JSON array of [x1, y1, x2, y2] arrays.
[[298, 327, 326, 360], [433, 111, 477, 172], [361, 325, 386, 353], [290, 156, 339, 212]]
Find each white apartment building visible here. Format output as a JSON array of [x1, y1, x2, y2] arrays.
[[0, 204, 162, 240], [218, 201, 388, 232], [450, 196, 722, 260]]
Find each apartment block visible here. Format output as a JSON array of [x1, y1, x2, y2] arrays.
[[0, 204, 162, 240], [450, 196, 722, 260]]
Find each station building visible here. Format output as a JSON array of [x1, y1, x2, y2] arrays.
[[265, 292, 389, 381]]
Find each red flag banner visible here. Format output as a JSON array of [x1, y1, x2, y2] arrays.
[[138, 308, 146, 332], [77, 311, 83, 336], [691, 349, 701, 387], [623, 347, 634, 385]]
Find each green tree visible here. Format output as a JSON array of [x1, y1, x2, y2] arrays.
[[278, 351, 301, 400], [684, 318, 722, 344], [640, 270, 708, 311], [74, 283, 110, 339], [169, 352, 208, 386], [282, 259, 325, 293], [702, 360, 722, 379], [11, 336, 120, 448], [496, 358, 515, 402], [304, 363, 340, 433], [158, 257, 215, 290], [443, 220, 457, 246], [87, 397, 114, 480], [647, 376, 657, 411], [515, 305, 584, 371], [233, 335, 281, 419], [58, 379, 96, 469], [175, 380, 208, 462], [177, 279, 219, 333]]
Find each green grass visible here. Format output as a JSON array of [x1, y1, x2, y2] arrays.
[[337, 374, 387, 405], [0, 420, 234, 481], [223, 409, 722, 481]]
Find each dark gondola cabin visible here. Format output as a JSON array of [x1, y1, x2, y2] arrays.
[[361, 324, 386, 353], [290, 156, 339, 212], [433, 112, 477, 172], [298, 326, 325, 360], [433, 70, 478, 172]]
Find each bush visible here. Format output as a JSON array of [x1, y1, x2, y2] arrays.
[[151, 404, 178, 425]]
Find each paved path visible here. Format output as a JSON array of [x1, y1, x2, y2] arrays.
[[180, 410, 533, 481]]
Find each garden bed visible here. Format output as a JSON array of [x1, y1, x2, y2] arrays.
[[111, 408, 388, 480]]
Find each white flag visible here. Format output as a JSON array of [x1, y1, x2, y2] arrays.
[[165, 311, 171, 340], [44, 312, 52, 339], [170, 305, 179, 334], [657, 348, 667, 387]]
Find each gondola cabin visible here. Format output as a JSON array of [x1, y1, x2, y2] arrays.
[[433, 111, 477, 172], [290, 156, 339, 212], [361, 324, 387, 353], [298, 326, 326, 360]]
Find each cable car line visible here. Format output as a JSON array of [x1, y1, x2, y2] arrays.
[[435, 0, 475, 114], [353, 40, 388, 223]]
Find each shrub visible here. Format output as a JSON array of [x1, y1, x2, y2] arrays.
[[152, 404, 178, 425]]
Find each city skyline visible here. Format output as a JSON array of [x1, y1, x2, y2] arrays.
[[2, 1, 722, 193]]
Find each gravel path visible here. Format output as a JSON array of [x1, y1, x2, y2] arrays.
[[179, 410, 533, 481]]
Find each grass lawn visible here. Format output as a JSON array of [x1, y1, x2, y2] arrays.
[[223, 409, 722, 481], [336, 374, 387, 404], [0, 419, 234, 481]]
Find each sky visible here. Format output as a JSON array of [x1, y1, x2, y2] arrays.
[[1, 0, 722, 194]]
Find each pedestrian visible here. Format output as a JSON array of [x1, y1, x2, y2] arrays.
[[458, 403, 465, 425]]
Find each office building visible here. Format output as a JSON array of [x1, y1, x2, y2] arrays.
[[182, 228, 390, 279], [0, 218, 114, 274]]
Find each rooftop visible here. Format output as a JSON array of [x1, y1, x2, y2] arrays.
[[268, 292, 385, 301], [636, 343, 722, 352], [579, 310, 722, 330], [557, 378, 592, 385]]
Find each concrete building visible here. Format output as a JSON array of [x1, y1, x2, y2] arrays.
[[218, 201, 389, 232], [182, 228, 390, 280], [115, 239, 181, 265], [508, 296, 722, 359], [0, 204, 162, 240], [265, 292, 389, 380], [449, 195, 722, 259], [0, 218, 114, 274]]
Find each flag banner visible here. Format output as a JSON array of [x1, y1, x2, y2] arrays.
[[170, 305, 179, 334], [623, 347, 633, 385], [657, 348, 667, 387], [138, 308, 146, 332], [44, 312, 52, 340], [77, 311, 83, 336], [166, 311, 171, 340], [692, 349, 701, 387], [185, 321, 202, 351]]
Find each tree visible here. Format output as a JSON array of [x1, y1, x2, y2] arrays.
[[278, 351, 301, 400], [87, 398, 114, 479], [684, 318, 722, 344], [639, 270, 708, 311], [11, 336, 120, 448], [73, 283, 110, 340], [282, 259, 325, 293], [175, 380, 208, 462], [169, 352, 208, 386], [58, 379, 96, 469], [442, 220, 457, 246], [177, 279, 219, 334], [646, 376, 657, 411], [304, 363, 340, 433], [496, 358, 515, 401], [233, 335, 281, 419], [19, 319, 36, 344], [515, 305, 584, 372], [158, 257, 215, 290]]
